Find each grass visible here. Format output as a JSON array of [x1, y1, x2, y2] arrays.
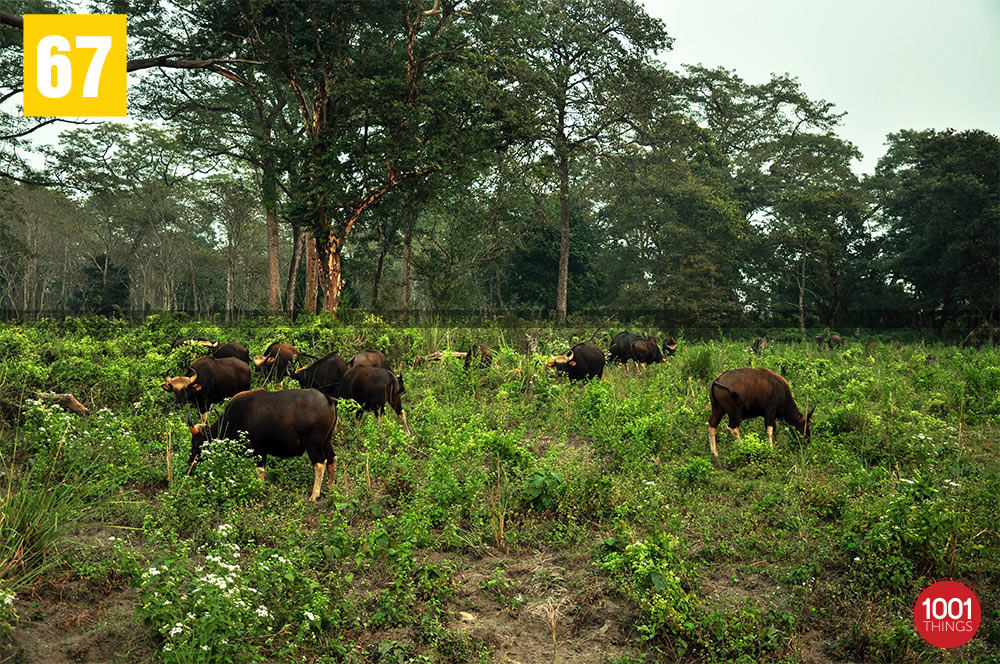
[[0, 315, 997, 662]]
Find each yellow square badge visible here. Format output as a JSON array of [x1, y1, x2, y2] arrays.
[[23, 14, 127, 117]]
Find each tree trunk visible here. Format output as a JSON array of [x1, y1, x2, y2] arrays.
[[265, 206, 281, 312], [401, 203, 414, 318], [372, 241, 387, 311], [304, 233, 319, 313], [556, 153, 570, 324], [316, 233, 344, 314], [798, 255, 807, 341], [284, 225, 305, 316]]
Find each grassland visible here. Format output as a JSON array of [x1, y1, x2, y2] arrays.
[[0, 314, 997, 663]]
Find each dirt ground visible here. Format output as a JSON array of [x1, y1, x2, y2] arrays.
[[2, 575, 155, 664]]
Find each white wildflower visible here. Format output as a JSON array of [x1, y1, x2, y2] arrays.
[[304, 611, 316, 622], [168, 623, 184, 637], [255, 605, 270, 618], [146, 567, 161, 577], [853, 557, 861, 562]]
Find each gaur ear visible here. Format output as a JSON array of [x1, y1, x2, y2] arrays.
[[162, 383, 172, 391], [266, 357, 275, 364], [192, 383, 202, 391], [569, 361, 577, 366], [188, 425, 200, 435]]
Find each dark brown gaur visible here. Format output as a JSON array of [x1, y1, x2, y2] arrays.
[[162, 356, 251, 424], [212, 342, 250, 364], [707, 368, 814, 458], [337, 366, 411, 434], [464, 343, 493, 369], [547, 344, 605, 381], [827, 334, 843, 349], [350, 351, 390, 370], [187, 388, 337, 501], [253, 342, 298, 383], [629, 339, 665, 366], [289, 352, 349, 398]]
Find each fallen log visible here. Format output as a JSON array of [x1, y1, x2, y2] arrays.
[[423, 351, 469, 362], [38, 392, 90, 415]]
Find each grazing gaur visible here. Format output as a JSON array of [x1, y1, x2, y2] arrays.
[[187, 388, 337, 501], [464, 343, 493, 369], [253, 342, 298, 383], [212, 342, 251, 365], [751, 337, 767, 354], [608, 332, 644, 367], [661, 336, 678, 357], [337, 366, 411, 434], [630, 339, 666, 366], [171, 338, 219, 350], [827, 334, 843, 349], [162, 356, 250, 423], [288, 352, 349, 398], [349, 350, 390, 370], [707, 368, 814, 458], [548, 343, 605, 381]]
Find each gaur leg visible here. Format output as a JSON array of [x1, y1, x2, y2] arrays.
[[728, 415, 742, 441], [764, 412, 777, 446], [305, 447, 327, 501], [707, 406, 724, 458]]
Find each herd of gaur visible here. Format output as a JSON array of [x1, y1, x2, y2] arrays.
[[162, 332, 816, 501]]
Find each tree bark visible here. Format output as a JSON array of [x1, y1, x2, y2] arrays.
[[798, 255, 807, 341], [401, 202, 414, 318], [556, 152, 570, 324], [284, 225, 305, 316], [304, 233, 319, 313], [316, 233, 344, 314], [265, 206, 281, 312]]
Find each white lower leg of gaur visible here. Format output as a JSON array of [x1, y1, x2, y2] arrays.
[[729, 427, 741, 441], [310, 462, 326, 501], [256, 466, 266, 482], [400, 410, 412, 436], [766, 426, 774, 446], [708, 425, 718, 458]]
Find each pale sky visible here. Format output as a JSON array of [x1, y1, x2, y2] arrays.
[[646, 0, 1000, 173]]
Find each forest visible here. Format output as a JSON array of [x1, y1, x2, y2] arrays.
[[1, 1, 996, 338]]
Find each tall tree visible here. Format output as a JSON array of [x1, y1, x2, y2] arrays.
[[875, 129, 999, 334], [514, 0, 670, 322]]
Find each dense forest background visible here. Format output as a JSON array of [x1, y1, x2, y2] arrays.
[[1, 0, 997, 337]]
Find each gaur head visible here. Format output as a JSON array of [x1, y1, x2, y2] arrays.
[[396, 373, 406, 395], [547, 350, 575, 373], [162, 374, 201, 405], [662, 337, 678, 357], [187, 421, 210, 467], [252, 355, 277, 372], [794, 405, 816, 438]]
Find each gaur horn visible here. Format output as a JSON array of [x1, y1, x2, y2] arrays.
[[566, 350, 574, 361], [807, 405, 816, 419]]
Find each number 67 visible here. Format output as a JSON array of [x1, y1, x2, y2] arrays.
[[37, 35, 112, 99]]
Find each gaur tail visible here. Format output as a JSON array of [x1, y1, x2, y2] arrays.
[[711, 381, 738, 402]]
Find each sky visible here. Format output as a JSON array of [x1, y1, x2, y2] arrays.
[[645, 0, 1000, 173]]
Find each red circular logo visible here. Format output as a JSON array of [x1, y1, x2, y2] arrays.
[[914, 581, 981, 648]]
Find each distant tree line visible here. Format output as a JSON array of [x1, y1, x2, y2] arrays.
[[0, 1, 996, 338]]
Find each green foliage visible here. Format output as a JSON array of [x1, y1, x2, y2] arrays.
[[522, 468, 564, 511]]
